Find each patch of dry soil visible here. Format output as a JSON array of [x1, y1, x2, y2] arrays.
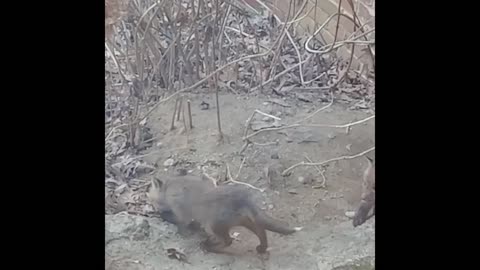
[[106, 93, 375, 270]]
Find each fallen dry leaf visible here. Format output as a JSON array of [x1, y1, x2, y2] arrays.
[[166, 248, 190, 264]]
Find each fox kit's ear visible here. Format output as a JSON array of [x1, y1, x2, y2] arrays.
[[365, 155, 374, 165], [363, 156, 375, 182], [151, 177, 164, 189], [147, 177, 164, 203]]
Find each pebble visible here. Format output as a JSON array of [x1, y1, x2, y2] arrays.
[[345, 211, 356, 218], [298, 176, 306, 184], [163, 158, 175, 167]]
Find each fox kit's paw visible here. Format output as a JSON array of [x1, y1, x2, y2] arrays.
[[256, 244, 268, 254], [257, 249, 270, 260]]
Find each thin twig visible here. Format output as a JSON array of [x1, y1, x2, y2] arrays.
[[170, 99, 178, 131], [202, 167, 218, 187], [105, 124, 128, 141], [294, 91, 334, 124], [254, 110, 281, 121], [225, 163, 264, 192], [244, 115, 375, 141], [235, 157, 246, 180], [187, 100, 193, 129], [253, 141, 278, 146], [282, 147, 375, 175], [182, 101, 188, 132], [239, 141, 251, 155], [243, 111, 257, 138], [250, 55, 312, 92], [304, 155, 327, 188], [176, 97, 183, 121]]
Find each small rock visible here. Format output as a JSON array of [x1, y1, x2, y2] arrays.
[[327, 133, 336, 139], [346, 144, 352, 151], [262, 116, 273, 122], [345, 211, 356, 218], [268, 204, 274, 210], [200, 101, 209, 110], [143, 204, 154, 213], [271, 153, 280, 159], [288, 189, 298, 194], [324, 215, 332, 221], [297, 176, 306, 184], [163, 158, 175, 167]]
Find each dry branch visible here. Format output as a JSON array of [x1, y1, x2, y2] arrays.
[[225, 163, 264, 192], [304, 155, 327, 188], [244, 115, 375, 141], [282, 146, 375, 176]]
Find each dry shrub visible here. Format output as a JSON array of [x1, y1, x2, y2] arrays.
[[105, 0, 129, 40]]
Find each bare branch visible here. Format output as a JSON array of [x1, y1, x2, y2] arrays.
[[282, 147, 375, 176], [226, 163, 264, 192], [244, 115, 375, 141]]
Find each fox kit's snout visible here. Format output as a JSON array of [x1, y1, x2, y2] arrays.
[[147, 175, 301, 254]]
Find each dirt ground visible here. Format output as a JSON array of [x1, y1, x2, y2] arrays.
[[105, 92, 375, 270]]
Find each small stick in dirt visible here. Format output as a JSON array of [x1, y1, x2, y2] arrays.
[[187, 100, 193, 129], [226, 163, 264, 192], [176, 97, 183, 121], [243, 111, 256, 138], [202, 167, 218, 187], [255, 109, 281, 121], [182, 102, 188, 133], [295, 91, 334, 124], [239, 141, 251, 155], [235, 157, 247, 180], [253, 141, 278, 146], [170, 99, 179, 131], [244, 115, 375, 141], [215, 84, 223, 143], [304, 155, 327, 188], [282, 147, 375, 176]]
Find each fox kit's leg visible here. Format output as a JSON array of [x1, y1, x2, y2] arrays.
[[241, 219, 268, 253], [202, 224, 233, 253]]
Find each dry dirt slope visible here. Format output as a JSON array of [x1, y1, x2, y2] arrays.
[[106, 212, 374, 270], [106, 92, 375, 270]]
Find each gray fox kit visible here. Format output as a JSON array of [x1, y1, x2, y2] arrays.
[[353, 156, 375, 227], [147, 175, 302, 253]]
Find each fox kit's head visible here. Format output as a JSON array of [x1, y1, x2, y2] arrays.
[[146, 177, 165, 211]]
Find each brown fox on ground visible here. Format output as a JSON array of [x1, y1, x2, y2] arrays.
[[147, 175, 302, 254], [353, 156, 375, 227]]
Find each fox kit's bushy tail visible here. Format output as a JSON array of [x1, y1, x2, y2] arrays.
[[250, 205, 302, 234]]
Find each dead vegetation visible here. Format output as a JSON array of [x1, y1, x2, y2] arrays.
[[105, 0, 375, 218]]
